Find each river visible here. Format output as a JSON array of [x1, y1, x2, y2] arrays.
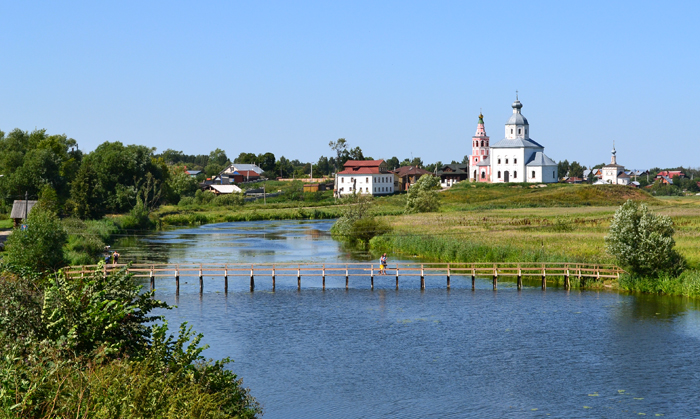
[[115, 219, 700, 418]]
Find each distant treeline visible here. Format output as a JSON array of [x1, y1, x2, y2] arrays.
[[0, 130, 466, 220]]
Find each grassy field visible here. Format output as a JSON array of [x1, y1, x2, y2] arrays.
[[370, 183, 700, 270]]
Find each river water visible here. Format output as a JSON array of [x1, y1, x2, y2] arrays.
[[116, 220, 700, 418]]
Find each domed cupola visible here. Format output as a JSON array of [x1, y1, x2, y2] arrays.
[[504, 92, 529, 139]]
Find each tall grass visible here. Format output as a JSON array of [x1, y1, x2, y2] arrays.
[[619, 270, 700, 297], [370, 233, 581, 263]]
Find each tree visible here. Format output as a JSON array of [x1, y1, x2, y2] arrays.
[[329, 138, 348, 171], [385, 156, 400, 170], [3, 205, 67, 272], [330, 195, 389, 246], [461, 155, 469, 165], [348, 146, 364, 161], [604, 200, 685, 277], [405, 174, 441, 214], [558, 159, 570, 178]]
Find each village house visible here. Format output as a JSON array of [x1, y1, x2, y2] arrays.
[[203, 184, 242, 195], [335, 160, 396, 197], [437, 163, 469, 188], [391, 165, 433, 191], [215, 163, 264, 184]]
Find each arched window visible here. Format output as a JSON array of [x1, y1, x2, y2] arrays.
[[481, 171, 485, 179], [498, 171, 501, 178], [341, 178, 344, 183], [506, 158, 509, 164], [480, 140, 484, 147], [514, 171, 517, 179], [531, 170, 535, 178], [518, 128, 521, 135], [511, 129, 513, 134], [498, 158, 501, 164], [366, 177, 368, 183], [553, 171, 555, 178], [514, 158, 517, 164]]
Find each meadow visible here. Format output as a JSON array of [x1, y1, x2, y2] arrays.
[[370, 183, 700, 266]]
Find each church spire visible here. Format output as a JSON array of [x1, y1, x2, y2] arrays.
[[611, 141, 617, 165]]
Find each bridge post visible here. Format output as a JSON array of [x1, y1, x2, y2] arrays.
[[565, 265, 570, 290], [150, 265, 155, 292], [175, 265, 180, 296], [322, 264, 326, 290], [297, 265, 301, 291], [371, 264, 374, 290], [272, 265, 276, 291], [517, 264, 522, 290], [446, 263, 450, 289], [81, 265, 85, 279], [395, 264, 399, 290], [493, 264, 497, 290], [541, 265, 546, 290], [250, 265, 255, 292], [345, 265, 349, 290], [199, 264, 203, 294], [471, 264, 475, 290], [420, 264, 425, 290], [224, 264, 228, 294]]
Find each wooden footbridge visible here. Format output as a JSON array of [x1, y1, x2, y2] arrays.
[[65, 262, 624, 294]]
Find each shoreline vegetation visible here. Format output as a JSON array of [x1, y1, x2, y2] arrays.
[[5, 182, 695, 299]]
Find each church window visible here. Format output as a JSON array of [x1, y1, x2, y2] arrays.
[[506, 158, 509, 164], [514, 158, 517, 164], [511, 129, 513, 134], [518, 128, 522, 135], [481, 171, 485, 179], [532, 170, 535, 178], [553, 171, 555, 178], [514, 171, 517, 179], [498, 158, 501, 164], [498, 171, 501, 178], [481, 140, 484, 147], [474, 170, 477, 179]]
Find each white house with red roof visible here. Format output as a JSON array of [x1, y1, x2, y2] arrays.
[[335, 160, 395, 197]]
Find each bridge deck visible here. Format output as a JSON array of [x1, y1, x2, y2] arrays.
[[65, 262, 624, 293]]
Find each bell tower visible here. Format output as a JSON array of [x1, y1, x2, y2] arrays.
[[470, 112, 490, 181]]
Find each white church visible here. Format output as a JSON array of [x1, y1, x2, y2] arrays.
[[470, 96, 558, 183]]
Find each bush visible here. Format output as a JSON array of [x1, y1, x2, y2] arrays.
[[331, 195, 390, 245], [0, 265, 261, 417], [178, 196, 196, 206], [118, 198, 155, 230], [405, 174, 441, 214], [605, 200, 685, 277], [3, 206, 67, 272], [214, 193, 244, 207]]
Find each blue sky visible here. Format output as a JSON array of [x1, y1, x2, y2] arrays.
[[1, 1, 698, 169]]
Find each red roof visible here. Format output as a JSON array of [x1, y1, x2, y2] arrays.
[[343, 159, 385, 168], [338, 160, 386, 175], [657, 171, 684, 178], [391, 166, 432, 177], [237, 170, 260, 177]]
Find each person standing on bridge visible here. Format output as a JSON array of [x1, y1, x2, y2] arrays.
[[380, 253, 387, 275]]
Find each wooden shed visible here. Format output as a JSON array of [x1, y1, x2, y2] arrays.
[[10, 200, 38, 227]]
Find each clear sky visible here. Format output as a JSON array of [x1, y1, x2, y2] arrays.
[[1, 1, 698, 170]]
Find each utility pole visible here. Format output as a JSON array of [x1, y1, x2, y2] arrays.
[[263, 183, 266, 205]]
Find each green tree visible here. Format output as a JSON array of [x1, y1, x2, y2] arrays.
[[605, 200, 685, 277], [405, 174, 440, 214], [3, 205, 67, 272], [385, 156, 400, 170], [329, 138, 348, 171]]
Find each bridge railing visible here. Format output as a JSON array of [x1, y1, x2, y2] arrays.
[[64, 262, 625, 294]]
